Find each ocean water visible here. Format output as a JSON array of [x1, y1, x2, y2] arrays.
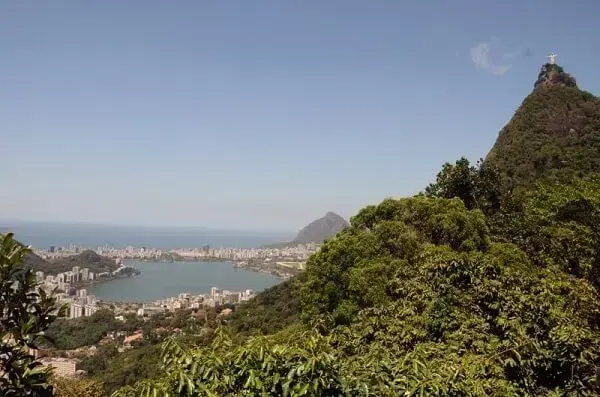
[[0, 221, 294, 249], [88, 260, 281, 301]]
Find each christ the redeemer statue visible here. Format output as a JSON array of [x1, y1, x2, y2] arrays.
[[547, 52, 558, 65]]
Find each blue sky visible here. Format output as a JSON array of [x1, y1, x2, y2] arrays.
[[1, 0, 599, 231]]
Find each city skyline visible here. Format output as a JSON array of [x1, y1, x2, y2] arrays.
[[2, 1, 600, 230]]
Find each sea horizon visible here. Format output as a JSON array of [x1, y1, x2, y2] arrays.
[[0, 219, 295, 250]]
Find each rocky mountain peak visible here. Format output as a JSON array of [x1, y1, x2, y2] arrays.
[[534, 63, 577, 89]]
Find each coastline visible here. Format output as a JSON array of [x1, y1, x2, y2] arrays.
[[70, 260, 296, 299], [73, 272, 139, 289], [124, 258, 295, 280], [85, 260, 281, 303], [126, 257, 230, 264]]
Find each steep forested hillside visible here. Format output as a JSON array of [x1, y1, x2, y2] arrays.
[[228, 278, 301, 336], [23, 250, 119, 275], [486, 63, 600, 189], [116, 190, 600, 396], [22, 252, 52, 272]]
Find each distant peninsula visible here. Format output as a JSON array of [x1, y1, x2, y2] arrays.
[[23, 250, 120, 276]]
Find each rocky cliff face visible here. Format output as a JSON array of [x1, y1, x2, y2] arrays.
[[291, 212, 349, 245], [534, 63, 577, 89]]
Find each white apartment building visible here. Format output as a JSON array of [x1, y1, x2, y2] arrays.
[[70, 303, 83, 319], [71, 266, 80, 281], [35, 271, 44, 283], [81, 267, 89, 281], [40, 358, 78, 378]]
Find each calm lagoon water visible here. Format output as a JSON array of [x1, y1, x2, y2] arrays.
[[88, 260, 280, 302]]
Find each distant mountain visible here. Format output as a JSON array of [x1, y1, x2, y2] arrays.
[[261, 212, 349, 248], [291, 212, 349, 245], [23, 250, 119, 276], [23, 252, 52, 272], [485, 63, 600, 189]]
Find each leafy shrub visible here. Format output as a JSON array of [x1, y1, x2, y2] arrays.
[[0, 233, 66, 396]]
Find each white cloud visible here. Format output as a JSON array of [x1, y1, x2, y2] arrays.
[[470, 41, 514, 76]]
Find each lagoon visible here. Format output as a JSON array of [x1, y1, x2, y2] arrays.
[[88, 260, 280, 302]]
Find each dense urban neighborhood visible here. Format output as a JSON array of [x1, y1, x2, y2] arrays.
[[32, 242, 319, 279]]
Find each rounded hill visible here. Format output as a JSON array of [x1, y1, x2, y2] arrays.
[[23, 249, 119, 275]]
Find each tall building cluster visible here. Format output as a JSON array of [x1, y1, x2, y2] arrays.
[[139, 288, 256, 315], [34, 243, 319, 262], [66, 289, 98, 319], [36, 266, 95, 293], [35, 266, 99, 320]]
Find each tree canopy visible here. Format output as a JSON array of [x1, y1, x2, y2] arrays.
[[114, 191, 600, 396], [424, 157, 503, 214], [485, 84, 600, 189], [0, 233, 65, 396]]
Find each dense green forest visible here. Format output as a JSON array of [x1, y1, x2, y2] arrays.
[[486, 65, 600, 190], [2, 63, 600, 396], [228, 278, 302, 336], [109, 65, 600, 396], [74, 308, 223, 395], [112, 173, 600, 396], [44, 309, 147, 350], [23, 249, 120, 276]]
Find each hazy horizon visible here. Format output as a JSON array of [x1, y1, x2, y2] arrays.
[[0, 219, 297, 249], [3, 1, 599, 230], [0, 217, 298, 235]]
